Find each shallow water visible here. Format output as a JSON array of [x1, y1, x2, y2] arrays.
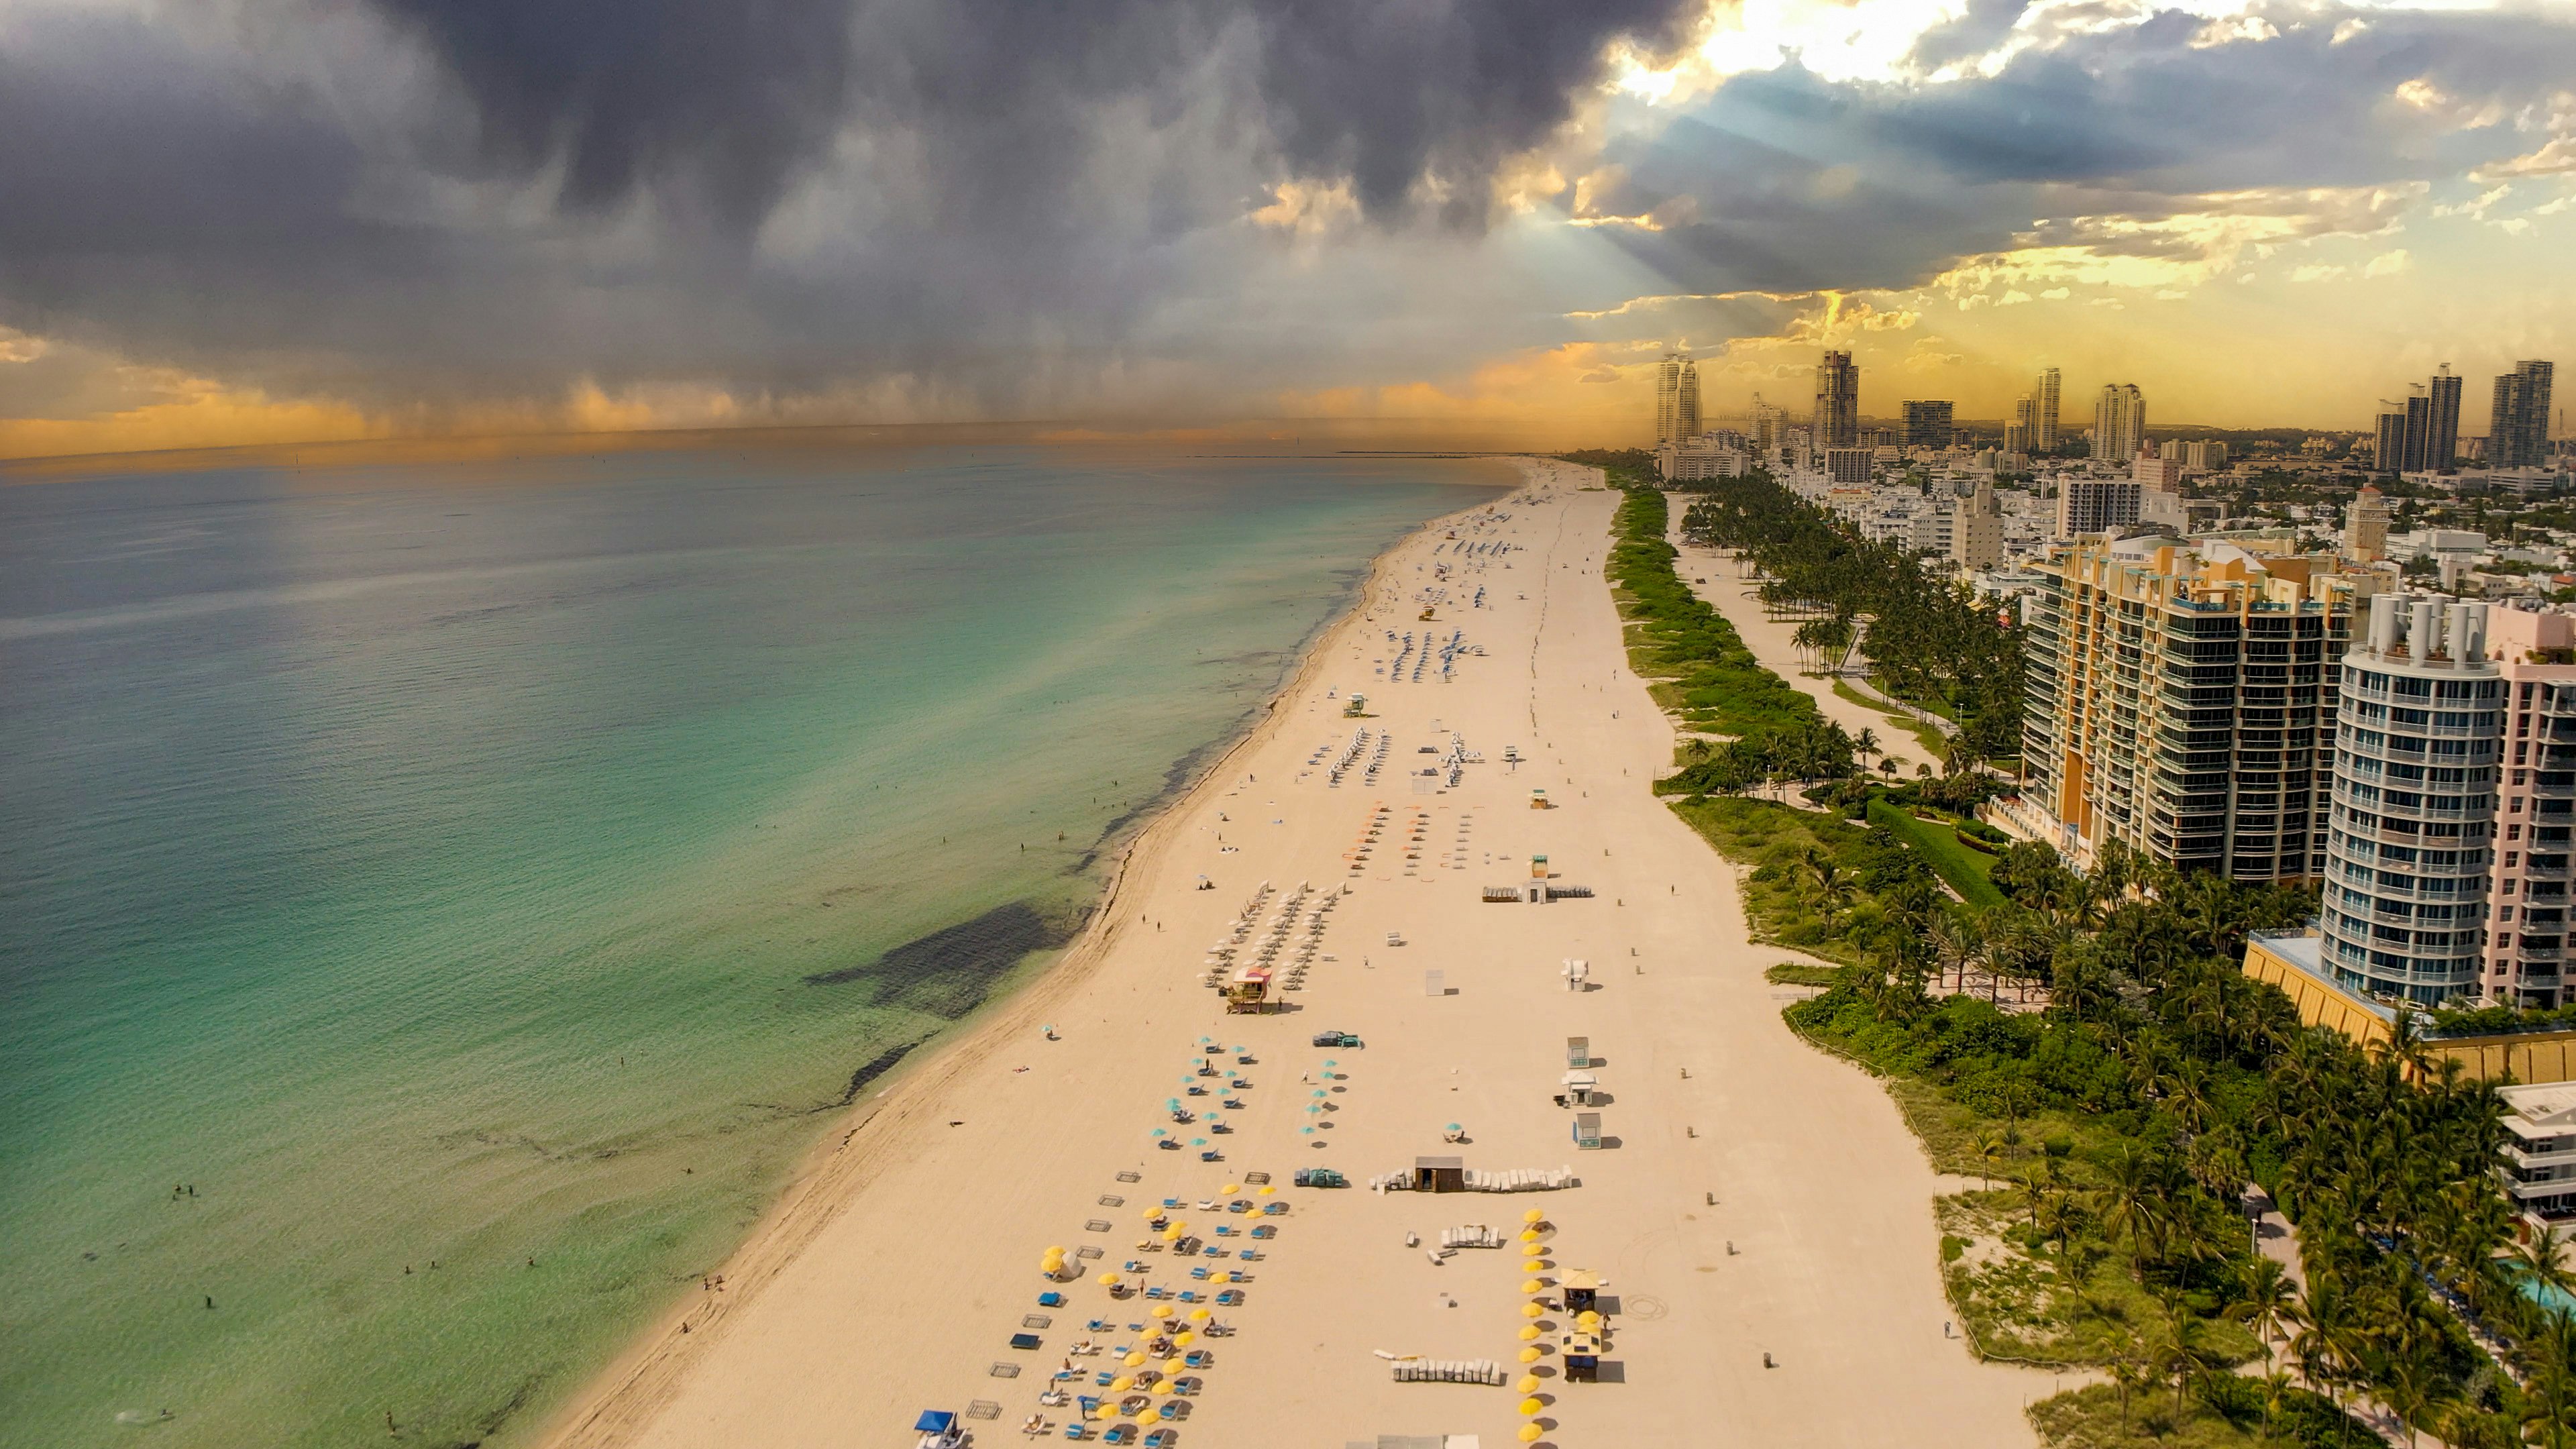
[[0, 442, 1502, 1448]]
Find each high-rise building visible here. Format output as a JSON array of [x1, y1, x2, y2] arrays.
[[2182, 439, 2228, 472], [2133, 455, 2184, 491], [2426, 365, 2463, 474], [2345, 485, 2391, 563], [2375, 398, 2409, 473], [2493, 361, 2559, 469], [2402, 386, 2434, 472], [2021, 537, 2357, 880], [1951, 478, 2004, 570], [1822, 447, 1873, 485], [2036, 368, 2062, 451], [1655, 353, 1686, 444], [1900, 400, 1955, 449], [2093, 383, 2145, 462], [2321, 594, 2502, 1004], [2055, 478, 2143, 538], [1676, 356, 1701, 443], [1748, 395, 1785, 455], [1815, 351, 1860, 449], [2478, 604, 2576, 1007]]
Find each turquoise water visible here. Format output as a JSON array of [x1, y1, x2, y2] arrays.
[[0, 442, 1503, 1448]]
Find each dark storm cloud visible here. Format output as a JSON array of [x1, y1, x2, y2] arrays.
[[1581, 5, 2576, 297], [0, 0, 1693, 412]]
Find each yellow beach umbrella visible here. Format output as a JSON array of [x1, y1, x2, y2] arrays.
[[1521, 1301, 1545, 1319], [1517, 1347, 1544, 1364], [1517, 1325, 1542, 1342], [1522, 1210, 1544, 1224], [1097, 1271, 1121, 1286], [1187, 1308, 1211, 1322], [1256, 1185, 1275, 1195], [1520, 1279, 1546, 1294], [1518, 1229, 1542, 1243], [1517, 1375, 1542, 1393], [1049, 1244, 1069, 1256], [1161, 1226, 1184, 1242], [1162, 1357, 1185, 1375], [1123, 1352, 1146, 1368], [1517, 1424, 1544, 1444], [1108, 1377, 1132, 1393], [1221, 1183, 1240, 1193], [1173, 1331, 1195, 1346], [1519, 1397, 1546, 1416], [1142, 1207, 1164, 1220], [1149, 1304, 1175, 1319], [1575, 1310, 1601, 1328]]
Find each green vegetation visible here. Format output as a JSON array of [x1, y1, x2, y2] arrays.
[[1764, 962, 1842, 987], [1588, 460, 2551, 1445], [1865, 798, 2002, 908], [1830, 678, 1949, 759], [1679, 474, 2025, 763]]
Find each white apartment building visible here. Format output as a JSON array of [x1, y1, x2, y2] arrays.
[[2498, 1082, 2576, 1220]]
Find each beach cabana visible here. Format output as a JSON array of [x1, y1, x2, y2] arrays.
[[1572, 1113, 1602, 1150], [1561, 1269, 1601, 1317], [1415, 1155, 1466, 1193], [1560, 1071, 1599, 1108]]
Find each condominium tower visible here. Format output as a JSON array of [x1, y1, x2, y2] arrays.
[[1815, 351, 1860, 449], [2036, 367, 2062, 450], [2094, 384, 2146, 463], [2482, 604, 2576, 1007], [1655, 352, 1701, 445], [2321, 595, 2501, 1004], [2021, 536, 2357, 880], [1901, 400, 1955, 449], [2494, 361, 2559, 470]]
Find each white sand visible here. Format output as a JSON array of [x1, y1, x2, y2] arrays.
[[538, 464, 2053, 1449]]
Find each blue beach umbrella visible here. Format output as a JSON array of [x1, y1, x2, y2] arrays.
[[1150, 1128, 1167, 1138], [1300, 1126, 1316, 1137], [1192, 1138, 1208, 1148]]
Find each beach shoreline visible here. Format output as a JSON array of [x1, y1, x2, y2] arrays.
[[543, 460, 2051, 1449], [530, 480, 1515, 1449]]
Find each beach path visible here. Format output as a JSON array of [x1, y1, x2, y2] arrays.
[[541, 464, 2049, 1449]]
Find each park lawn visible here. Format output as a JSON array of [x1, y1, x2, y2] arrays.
[[1831, 678, 1949, 759], [1867, 798, 2004, 908]]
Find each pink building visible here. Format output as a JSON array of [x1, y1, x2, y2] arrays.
[[2483, 604, 2576, 1006]]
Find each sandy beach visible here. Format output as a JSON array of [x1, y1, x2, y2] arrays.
[[537, 462, 2053, 1449]]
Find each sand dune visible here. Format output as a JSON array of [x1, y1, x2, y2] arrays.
[[537, 461, 2051, 1449]]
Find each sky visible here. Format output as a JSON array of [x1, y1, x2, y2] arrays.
[[1, 0, 2573, 459]]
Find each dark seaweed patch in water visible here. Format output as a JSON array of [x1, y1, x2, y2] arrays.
[[818, 1040, 919, 1112], [803, 900, 1073, 1018]]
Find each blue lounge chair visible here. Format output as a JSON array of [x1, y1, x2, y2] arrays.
[[1103, 1424, 1136, 1445], [1188, 1267, 1209, 1279], [1039, 1291, 1066, 1307]]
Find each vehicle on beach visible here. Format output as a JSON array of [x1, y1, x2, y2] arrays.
[[1292, 1167, 1348, 1188], [1309, 1030, 1361, 1049]]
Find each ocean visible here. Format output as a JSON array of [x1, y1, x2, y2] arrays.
[[0, 441, 1505, 1448]]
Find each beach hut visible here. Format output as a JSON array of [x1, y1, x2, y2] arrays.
[[1560, 1269, 1601, 1318], [1560, 1071, 1599, 1108], [1562, 1329, 1603, 1383], [1415, 1156, 1466, 1193], [1565, 1036, 1590, 1069], [1221, 966, 1271, 1014], [1572, 1113, 1602, 1150]]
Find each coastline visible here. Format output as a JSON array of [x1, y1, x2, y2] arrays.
[[531, 479, 1515, 1448]]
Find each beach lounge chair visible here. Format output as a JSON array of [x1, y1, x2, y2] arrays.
[[1144, 1430, 1175, 1448], [1188, 1267, 1209, 1280], [1172, 1377, 1201, 1396], [1250, 1225, 1275, 1239], [1038, 1292, 1065, 1307], [1061, 1426, 1089, 1442], [1215, 1290, 1243, 1305], [1199, 1150, 1220, 1162], [1093, 1372, 1114, 1387], [1102, 1426, 1135, 1446], [1184, 1350, 1212, 1368]]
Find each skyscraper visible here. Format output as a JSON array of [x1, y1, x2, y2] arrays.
[[2035, 367, 2061, 451], [2426, 365, 2463, 474], [1900, 400, 1954, 449], [2375, 399, 2409, 473], [1748, 394, 1784, 455], [2493, 360, 2558, 468], [1676, 356, 1701, 443], [2403, 386, 2433, 472], [2093, 383, 2145, 462], [1815, 351, 1859, 449], [1654, 352, 1687, 444]]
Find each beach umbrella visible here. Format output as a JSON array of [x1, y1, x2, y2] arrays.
[[1517, 1424, 1544, 1444], [1173, 1332, 1194, 1346], [1521, 1302, 1544, 1319], [1519, 1229, 1542, 1243], [1161, 1226, 1183, 1242], [1162, 1357, 1184, 1375], [1150, 1128, 1167, 1139], [1517, 1375, 1542, 1394], [1300, 1126, 1315, 1137], [1521, 1279, 1546, 1294], [1142, 1208, 1163, 1221], [1167, 1098, 1181, 1110], [1098, 1271, 1121, 1286], [1519, 1398, 1545, 1416], [1575, 1311, 1601, 1328], [1191, 1138, 1208, 1147], [1517, 1326, 1542, 1342], [1188, 1309, 1211, 1322], [1221, 1183, 1240, 1194], [1108, 1377, 1132, 1393], [1523, 1210, 1545, 1224], [1517, 1347, 1544, 1364], [1150, 1305, 1174, 1319], [1447, 1123, 1462, 1132], [1124, 1352, 1146, 1368], [1311, 1089, 1327, 1099], [1256, 1185, 1275, 1196]]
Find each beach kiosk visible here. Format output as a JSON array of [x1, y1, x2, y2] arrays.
[[1415, 1155, 1466, 1193], [1572, 1112, 1602, 1150], [1560, 1269, 1601, 1318], [1222, 965, 1273, 1014], [1562, 1329, 1603, 1383], [1560, 1071, 1599, 1108], [1566, 1036, 1590, 1069]]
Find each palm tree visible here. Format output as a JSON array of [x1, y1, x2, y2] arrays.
[[2234, 1256, 2299, 1375], [1854, 727, 1880, 774], [2095, 1144, 2167, 1279]]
